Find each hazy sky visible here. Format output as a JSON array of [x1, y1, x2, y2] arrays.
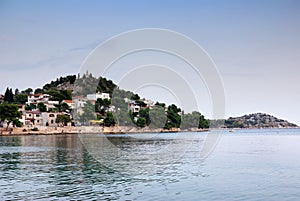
[[0, 0, 299, 124]]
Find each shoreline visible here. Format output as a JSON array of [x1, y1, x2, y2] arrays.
[[0, 126, 208, 136], [0, 126, 299, 136]]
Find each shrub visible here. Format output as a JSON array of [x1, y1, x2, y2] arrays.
[[31, 127, 39, 131]]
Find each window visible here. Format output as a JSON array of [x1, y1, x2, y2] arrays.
[[51, 120, 54, 124], [37, 120, 39, 123], [49, 114, 55, 117], [36, 114, 40, 117]]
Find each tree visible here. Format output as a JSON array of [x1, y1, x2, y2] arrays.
[[46, 89, 72, 102], [111, 96, 128, 111], [149, 105, 167, 129], [34, 88, 44, 94], [37, 102, 47, 112], [155, 102, 166, 108], [79, 101, 96, 125], [54, 102, 71, 113], [0, 102, 21, 130], [13, 119, 23, 127], [136, 100, 147, 107], [131, 94, 140, 101], [14, 93, 28, 104], [181, 112, 200, 130], [104, 112, 116, 127], [23, 88, 33, 94], [25, 103, 36, 111], [199, 113, 209, 129], [136, 117, 146, 127], [4, 88, 14, 103], [55, 114, 71, 126], [114, 110, 134, 126], [139, 108, 150, 125], [95, 98, 111, 115], [165, 104, 181, 129]]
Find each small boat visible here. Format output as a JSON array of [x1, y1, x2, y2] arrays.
[[229, 129, 235, 132]]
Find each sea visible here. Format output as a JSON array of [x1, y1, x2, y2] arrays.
[[0, 128, 300, 200]]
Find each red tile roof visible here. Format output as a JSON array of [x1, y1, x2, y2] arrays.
[[63, 100, 74, 103]]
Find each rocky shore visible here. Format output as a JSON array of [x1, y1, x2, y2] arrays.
[[0, 126, 207, 136]]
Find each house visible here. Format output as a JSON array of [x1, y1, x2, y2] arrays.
[[41, 112, 58, 127], [86, 92, 110, 101], [27, 93, 50, 104], [45, 101, 59, 111], [62, 100, 75, 109], [73, 96, 88, 108], [141, 98, 154, 108], [73, 96, 89, 115], [129, 102, 140, 113], [24, 110, 43, 126]]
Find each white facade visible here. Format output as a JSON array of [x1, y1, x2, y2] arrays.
[[86, 92, 110, 101], [27, 94, 50, 104], [24, 111, 43, 126], [45, 101, 59, 111]]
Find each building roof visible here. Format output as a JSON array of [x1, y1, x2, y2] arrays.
[[26, 110, 41, 114], [63, 100, 74, 104]]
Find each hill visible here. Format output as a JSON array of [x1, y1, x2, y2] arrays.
[[225, 113, 298, 128]]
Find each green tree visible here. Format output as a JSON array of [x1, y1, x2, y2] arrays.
[[25, 103, 36, 111], [13, 119, 23, 127], [97, 77, 117, 95], [14, 93, 28, 104], [55, 114, 71, 126], [199, 113, 209, 129], [46, 89, 72, 102], [23, 88, 33, 94], [79, 101, 96, 124], [136, 100, 147, 107], [4, 88, 14, 103], [155, 102, 166, 108], [34, 88, 44, 94], [165, 104, 181, 129], [37, 102, 47, 112], [136, 117, 146, 127], [104, 112, 116, 127], [149, 105, 167, 129], [111, 96, 128, 111], [95, 98, 111, 115], [0, 102, 21, 130], [114, 110, 134, 126], [139, 108, 150, 125], [181, 112, 200, 129], [131, 94, 140, 101]]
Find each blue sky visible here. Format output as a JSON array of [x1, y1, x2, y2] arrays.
[[0, 0, 299, 124]]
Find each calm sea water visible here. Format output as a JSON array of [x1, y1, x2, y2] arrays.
[[1, 128, 300, 200]]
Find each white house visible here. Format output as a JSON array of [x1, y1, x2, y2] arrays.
[[27, 93, 50, 104], [129, 102, 141, 113], [24, 110, 43, 126], [62, 100, 75, 109], [86, 92, 110, 101], [45, 101, 59, 111]]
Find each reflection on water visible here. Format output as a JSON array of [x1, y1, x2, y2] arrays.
[[0, 129, 300, 200]]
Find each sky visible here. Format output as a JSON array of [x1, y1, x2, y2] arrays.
[[0, 0, 299, 124]]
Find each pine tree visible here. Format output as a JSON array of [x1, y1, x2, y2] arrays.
[[4, 88, 14, 103]]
